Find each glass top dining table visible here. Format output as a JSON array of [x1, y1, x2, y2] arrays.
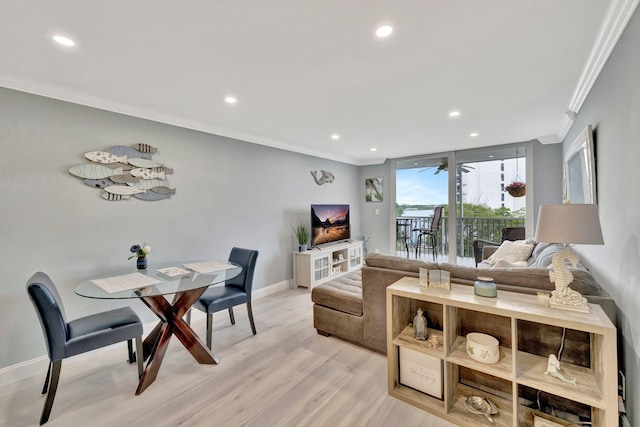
[[75, 260, 242, 299], [74, 260, 242, 395]]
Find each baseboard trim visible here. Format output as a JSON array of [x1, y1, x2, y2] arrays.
[[0, 280, 293, 388]]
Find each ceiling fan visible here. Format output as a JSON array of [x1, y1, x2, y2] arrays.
[[418, 160, 475, 174]]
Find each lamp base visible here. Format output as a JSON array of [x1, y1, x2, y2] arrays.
[[549, 289, 590, 313], [548, 246, 590, 313]]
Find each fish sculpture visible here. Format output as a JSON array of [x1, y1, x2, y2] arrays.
[[311, 170, 335, 185], [101, 192, 131, 201], [151, 166, 173, 174], [127, 178, 169, 190], [83, 178, 114, 189], [150, 186, 176, 195], [544, 354, 577, 386], [109, 173, 140, 184], [128, 158, 164, 168], [130, 168, 165, 180], [103, 185, 146, 195], [84, 151, 128, 164], [104, 145, 152, 160], [132, 143, 158, 154], [69, 164, 123, 179], [134, 192, 171, 201]]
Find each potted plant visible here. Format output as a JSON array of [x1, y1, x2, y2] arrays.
[[294, 221, 310, 252], [505, 181, 526, 197]]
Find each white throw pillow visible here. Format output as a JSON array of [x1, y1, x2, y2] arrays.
[[487, 240, 535, 265]]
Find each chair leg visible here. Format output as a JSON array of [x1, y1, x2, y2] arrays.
[[40, 360, 61, 425], [135, 336, 144, 378], [431, 234, 437, 260], [127, 339, 135, 363], [41, 361, 52, 394], [185, 309, 191, 326], [228, 307, 235, 325], [247, 301, 257, 335], [206, 313, 213, 350]]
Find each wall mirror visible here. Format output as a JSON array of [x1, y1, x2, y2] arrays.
[[563, 125, 596, 204]]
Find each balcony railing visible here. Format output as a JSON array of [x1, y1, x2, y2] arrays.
[[396, 216, 525, 258]]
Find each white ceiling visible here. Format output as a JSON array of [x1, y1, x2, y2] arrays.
[[0, 1, 634, 165]]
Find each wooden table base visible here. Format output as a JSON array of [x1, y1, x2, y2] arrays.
[[135, 287, 216, 394]]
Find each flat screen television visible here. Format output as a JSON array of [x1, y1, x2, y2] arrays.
[[311, 204, 350, 247]]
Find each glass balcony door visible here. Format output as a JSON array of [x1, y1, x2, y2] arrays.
[[393, 143, 530, 266], [394, 155, 450, 262]]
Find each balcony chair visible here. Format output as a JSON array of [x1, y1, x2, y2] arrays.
[[414, 206, 444, 260], [396, 218, 415, 258], [190, 247, 259, 349], [472, 226, 526, 266], [26, 272, 143, 425]]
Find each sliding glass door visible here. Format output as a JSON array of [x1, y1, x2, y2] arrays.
[[393, 143, 530, 265], [394, 155, 450, 262]]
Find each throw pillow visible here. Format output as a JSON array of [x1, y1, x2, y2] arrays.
[[487, 240, 535, 265]]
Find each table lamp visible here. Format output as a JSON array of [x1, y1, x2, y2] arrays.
[[534, 202, 604, 312]]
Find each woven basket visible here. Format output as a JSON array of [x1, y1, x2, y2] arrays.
[[507, 187, 526, 197]]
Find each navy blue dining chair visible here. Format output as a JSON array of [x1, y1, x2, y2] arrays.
[[190, 248, 259, 349], [26, 272, 144, 425]]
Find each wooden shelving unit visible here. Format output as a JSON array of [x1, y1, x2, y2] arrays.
[[386, 277, 617, 426]]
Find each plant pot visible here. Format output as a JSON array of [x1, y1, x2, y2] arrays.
[[298, 244, 307, 252], [507, 187, 526, 197]]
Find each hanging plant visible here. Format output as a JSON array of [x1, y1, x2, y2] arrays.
[[505, 181, 526, 197]]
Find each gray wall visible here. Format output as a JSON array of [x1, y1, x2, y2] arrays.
[[562, 6, 640, 423], [0, 88, 360, 369], [359, 161, 392, 255]]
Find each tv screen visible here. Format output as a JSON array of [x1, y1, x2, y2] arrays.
[[311, 204, 350, 246]]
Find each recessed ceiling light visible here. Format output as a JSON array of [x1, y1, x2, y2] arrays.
[[225, 96, 237, 104], [449, 111, 461, 117], [331, 134, 340, 140], [413, 162, 418, 166], [370, 148, 378, 152], [489, 155, 495, 158], [53, 35, 75, 46], [375, 25, 393, 38], [470, 132, 479, 137]]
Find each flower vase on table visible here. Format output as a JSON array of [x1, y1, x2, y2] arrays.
[[136, 256, 148, 270], [129, 243, 152, 270]]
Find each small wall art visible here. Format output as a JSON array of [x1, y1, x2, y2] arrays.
[[365, 178, 383, 202], [68, 144, 176, 202]]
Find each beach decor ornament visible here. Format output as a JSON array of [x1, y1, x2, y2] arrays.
[[69, 144, 176, 202], [311, 170, 335, 185], [544, 354, 577, 386]]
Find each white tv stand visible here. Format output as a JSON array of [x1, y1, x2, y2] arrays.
[[292, 240, 363, 290]]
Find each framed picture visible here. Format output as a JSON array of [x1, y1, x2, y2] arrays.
[[563, 125, 596, 203], [399, 346, 443, 399], [365, 178, 383, 202]]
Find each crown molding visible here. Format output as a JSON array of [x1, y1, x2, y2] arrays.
[[558, 0, 639, 142], [0, 79, 363, 166]]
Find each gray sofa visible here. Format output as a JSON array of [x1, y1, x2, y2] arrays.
[[311, 253, 615, 356]]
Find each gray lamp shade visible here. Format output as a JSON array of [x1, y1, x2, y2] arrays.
[[535, 203, 604, 245]]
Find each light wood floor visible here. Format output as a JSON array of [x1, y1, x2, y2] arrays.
[[0, 288, 454, 427]]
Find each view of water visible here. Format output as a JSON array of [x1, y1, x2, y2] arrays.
[[401, 209, 434, 217]]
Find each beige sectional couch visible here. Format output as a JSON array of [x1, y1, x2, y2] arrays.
[[311, 253, 615, 356]]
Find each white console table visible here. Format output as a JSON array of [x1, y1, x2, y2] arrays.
[[292, 240, 363, 289]]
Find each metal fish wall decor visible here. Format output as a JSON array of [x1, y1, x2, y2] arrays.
[[69, 144, 175, 202]]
